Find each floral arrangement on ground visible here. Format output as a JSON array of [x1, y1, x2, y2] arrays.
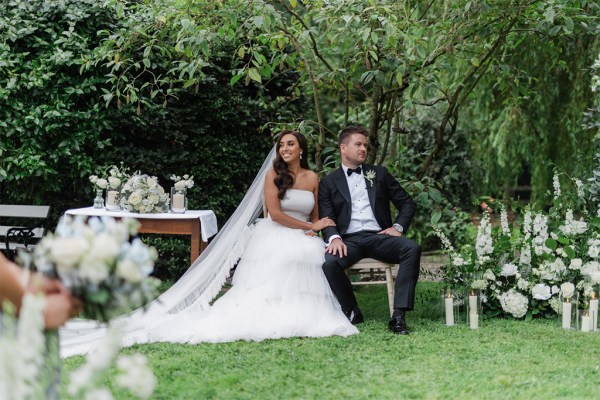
[[435, 158, 600, 320]]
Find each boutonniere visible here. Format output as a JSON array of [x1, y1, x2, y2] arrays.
[[365, 170, 376, 187]]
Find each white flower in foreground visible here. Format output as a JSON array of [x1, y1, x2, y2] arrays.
[[560, 282, 575, 299], [115, 354, 156, 399], [80, 258, 110, 284], [532, 283, 552, 300], [499, 289, 529, 318], [88, 233, 121, 263], [116, 259, 143, 283], [500, 263, 519, 277], [50, 236, 89, 270]]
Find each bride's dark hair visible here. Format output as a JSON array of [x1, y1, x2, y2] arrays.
[[273, 130, 309, 199]]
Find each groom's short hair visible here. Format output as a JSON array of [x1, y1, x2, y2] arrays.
[[339, 126, 369, 146]]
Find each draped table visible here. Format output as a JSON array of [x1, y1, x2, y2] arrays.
[[65, 207, 218, 264]]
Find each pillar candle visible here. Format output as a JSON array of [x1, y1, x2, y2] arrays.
[[562, 301, 571, 329], [469, 294, 478, 314], [106, 190, 118, 206], [172, 193, 185, 209], [445, 296, 454, 326], [581, 314, 591, 332], [589, 298, 598, 332], [470, 313, 479, 329]]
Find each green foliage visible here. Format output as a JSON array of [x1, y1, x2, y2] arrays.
[[0, 0, 116, 203]]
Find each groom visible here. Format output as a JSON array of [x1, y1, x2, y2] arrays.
[[319, 126, 420, 335]]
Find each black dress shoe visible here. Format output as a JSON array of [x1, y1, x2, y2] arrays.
[[388, 314, 409, 335], [345, 307, 364, 325]]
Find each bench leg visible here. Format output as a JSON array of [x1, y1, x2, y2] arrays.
[[385, 267, 394, 317]]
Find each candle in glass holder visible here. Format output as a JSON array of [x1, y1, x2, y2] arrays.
[[445, 293, 454, 326], [172, 193, 185, 209], [469, 313, 479, 329], [589, 292, 598, 332], [106, 190, 118, 206], [562, 299, 572, 329], [469, 291, 478, 314], [581, 312, 591, 332]]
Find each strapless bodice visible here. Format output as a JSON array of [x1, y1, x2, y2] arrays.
[[272, 189, 314, 222]]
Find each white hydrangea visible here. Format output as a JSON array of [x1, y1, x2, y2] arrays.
[[549, 297, 562, 314], [588, 239, 600, 259], [484, 269, 496, 281], [471, 279, 487, 290], [560, 282, 575, 299], [517, 279, 530, 291], [499, 289, 529, 318]]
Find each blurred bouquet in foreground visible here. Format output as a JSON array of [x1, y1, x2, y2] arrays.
[[22, 216, 160, 322]]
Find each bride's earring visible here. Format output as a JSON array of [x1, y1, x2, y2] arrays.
[[300, 152, 303, 160]]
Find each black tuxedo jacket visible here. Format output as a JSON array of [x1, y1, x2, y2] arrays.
[[318, 164, 416, 243]]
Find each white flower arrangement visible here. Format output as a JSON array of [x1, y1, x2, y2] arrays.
[[120, 173, 169, 214], [170, 174, 195, 191], [499, 289, 528, 318], [89, 175, 108, 190], [25, 215, 160, 322]]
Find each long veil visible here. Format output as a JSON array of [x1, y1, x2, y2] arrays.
[[60, 147, 276, 357]]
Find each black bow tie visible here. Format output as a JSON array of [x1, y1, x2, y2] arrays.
[[346, 166, 362, 176]]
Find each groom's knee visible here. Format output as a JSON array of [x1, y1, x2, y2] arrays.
[[322, 257, 345, 277]]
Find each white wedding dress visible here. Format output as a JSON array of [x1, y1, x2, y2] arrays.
[[60, 149, 356, 357], [144, 189, 357, 343]]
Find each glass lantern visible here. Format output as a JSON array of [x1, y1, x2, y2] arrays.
[[441, 288, 462, 326], [171, 187, 187, 213]]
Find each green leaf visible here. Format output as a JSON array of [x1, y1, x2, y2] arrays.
[[545, 238, 557, 251], [230, 73, 243, 86], [564, 246, 576, 259], [431, 210, 442, 225], [290, 0, 297, 8], [248, 68, 262, 83], [470, 57, 480, 67], [557, 237, 570, 245], [143, 58, 151, 68], [428, 188, 443, 203]]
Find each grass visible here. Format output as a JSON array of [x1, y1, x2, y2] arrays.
[[62, 282, 600, 399]]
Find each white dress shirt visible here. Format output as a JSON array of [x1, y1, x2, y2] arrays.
[[327, 165, 381, 245]]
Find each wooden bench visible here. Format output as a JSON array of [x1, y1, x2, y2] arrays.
[[0, 205, 51, 260]]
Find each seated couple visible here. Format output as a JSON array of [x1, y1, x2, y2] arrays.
[[134, 126, 420, 344]]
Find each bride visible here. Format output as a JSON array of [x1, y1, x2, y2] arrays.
[[145, 130, 358, 343], [61, 131, 357, 354]]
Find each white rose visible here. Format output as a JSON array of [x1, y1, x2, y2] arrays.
[[591, 270, 600, 284], [88, 233, 121, 262], [500, 263, 519, 277], [531, 283, 552, 300], [589, 247, 600, 258], [116, 259, 143, 283], [128, 191, 142, 206], [174, 180, 187, 190], [484, 269, 496, 280], [108, 177, 121, 189], [147, 193, 160, 204], [50, 237, 89, 270], [570, 258, 583, 270], [517, 279, 529, 291], [95, 178, 108, 189], [560, 282, 575, 299], [146, 177, 158, 188], [551, 285, 559, 294]]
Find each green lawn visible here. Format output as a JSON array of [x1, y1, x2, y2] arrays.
[[62, 282, 600, 399]]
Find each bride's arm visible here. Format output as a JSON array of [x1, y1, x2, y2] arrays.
[[264, 170, 334, 231]]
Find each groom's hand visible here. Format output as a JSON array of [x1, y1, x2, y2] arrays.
[[378, 227, 402, 237], [326, 238, 347, 257]]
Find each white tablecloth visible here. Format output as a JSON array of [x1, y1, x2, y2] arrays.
[[65, 207, 218, 242]]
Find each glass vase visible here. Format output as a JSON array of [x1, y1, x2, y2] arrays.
[[105, 187, 121, 211], [441, 288, 462, 326], [93, 188, 104, 209], [559, 294, 576, 330], [171, 187, 187, 213]]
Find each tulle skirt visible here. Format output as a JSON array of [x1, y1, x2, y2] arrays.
[[146, 219, 358, 343]]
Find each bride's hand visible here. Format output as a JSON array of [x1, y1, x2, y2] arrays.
[[311, 217, 336, 232]]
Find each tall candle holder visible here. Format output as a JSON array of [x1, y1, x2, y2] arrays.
[[441, 288, 463, 326], [467, 289, 482, 329], [577, 292, 597, 333], [559, 293, 576, 330], [589, 291, 598, 332]]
